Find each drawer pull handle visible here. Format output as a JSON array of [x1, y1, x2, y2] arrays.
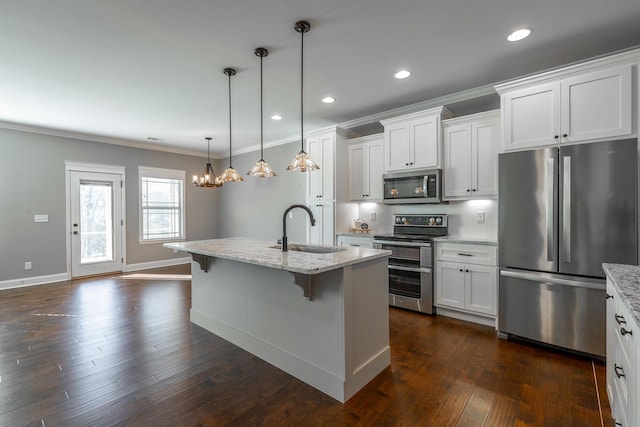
[[606, 293, 613, 299], [457, 253, 473, 257], [614, 420, 622, 426], [621, 328, 633, 336], [615, 314, 626, 325], [614, 364, 625, 379]]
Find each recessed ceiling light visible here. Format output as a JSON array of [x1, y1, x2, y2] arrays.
[[271, 114, 282, 120], [507, 28, 532, 42], [322, 96, 336, 104], [394, 70, 411, 79], [146, 137, 160, 141]]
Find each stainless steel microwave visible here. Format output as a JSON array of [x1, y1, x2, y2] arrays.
[[383, 169, 442, 204]]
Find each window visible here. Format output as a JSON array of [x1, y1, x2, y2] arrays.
[[139, 166, 185, 242]]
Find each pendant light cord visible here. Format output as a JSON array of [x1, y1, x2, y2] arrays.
[[260, 52, 264, 160], [228, 72, 232, 167], [300, 28, 304, 152]]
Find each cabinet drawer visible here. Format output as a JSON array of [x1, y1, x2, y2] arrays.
[[613, 297, 637, 365], [436, 243, 496, 265], [613, 328, 632, 422], [337, 235, 374, 248]]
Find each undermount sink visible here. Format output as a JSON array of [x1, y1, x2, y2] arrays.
[[270, 244, 346, 254]]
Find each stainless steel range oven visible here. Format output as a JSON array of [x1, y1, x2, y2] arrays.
[[374, 214, 447, 314]]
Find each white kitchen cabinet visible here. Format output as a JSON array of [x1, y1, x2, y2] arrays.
[[307, 201, 335, 246], [337, 234, 374, 248], [606, 279, 638, 427], [443, 110, 499, 199], [307, 131, 335, 200], [497, 61, 633, 151], [380, 106, 452, 172], [435, 242, 497, 325], [347, 134, 384, 202]]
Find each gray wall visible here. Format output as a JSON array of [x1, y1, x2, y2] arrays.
[[0, 128, 219, 282], [214, 142, 307, 243]]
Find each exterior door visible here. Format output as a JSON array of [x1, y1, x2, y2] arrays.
[[69, 170, 124, 277]]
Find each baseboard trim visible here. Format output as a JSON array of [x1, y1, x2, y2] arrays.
[[0, 273, 68, 291], [125, 257, 191, 272]]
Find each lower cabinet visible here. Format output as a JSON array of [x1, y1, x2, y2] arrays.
[[435, 242, 497, 326], [337, 234, 374, 248], [606, 279, 638, 427], [307, 200, 335, 246]]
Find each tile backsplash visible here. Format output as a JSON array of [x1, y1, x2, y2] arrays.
[[354, 200, 497, 241]]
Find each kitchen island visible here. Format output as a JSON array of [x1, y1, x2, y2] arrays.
[[164, 237, 391, 402]]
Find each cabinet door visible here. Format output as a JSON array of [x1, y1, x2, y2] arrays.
[[308, 201, 334, 246], [436, 261, 465, 309], [411, 115, 440, 169], [348, 144, 366, 201], [502, 82, 561, 150], [464, 265, 496, 315], [384, 123, 411, 171], [366, 140, 384, 201], [606, 281, 616, 407], [443, 123, 472, 198], [562, 65, 632, 143], [306, 133, 335, 200], [471, 119, 498, 197]]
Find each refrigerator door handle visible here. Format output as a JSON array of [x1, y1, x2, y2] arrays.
[[546, 157, 555, 262], [562, 156, 571, 263], [500, 269, 605, 290]]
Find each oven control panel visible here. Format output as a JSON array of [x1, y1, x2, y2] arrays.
[[394, 214, 447, 227]]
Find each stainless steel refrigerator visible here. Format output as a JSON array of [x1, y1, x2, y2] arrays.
[[498, 138, 637, 357]]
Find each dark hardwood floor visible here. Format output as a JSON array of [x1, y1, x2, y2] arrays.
[[0, 265, 612, 426]]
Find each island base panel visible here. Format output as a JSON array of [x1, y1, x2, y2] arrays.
[[189, 257, 390, 402]]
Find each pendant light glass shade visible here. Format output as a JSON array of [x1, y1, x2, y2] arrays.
[[248, 47, 276, 178], [220, 67, 243, 183], [193, 137, 223, 187], [287, 20, 319, 172]]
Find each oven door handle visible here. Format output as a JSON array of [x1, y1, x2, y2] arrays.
[[389, 265, 431, 274], [374, 240, 431, 248]]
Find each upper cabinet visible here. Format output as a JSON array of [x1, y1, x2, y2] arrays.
[[347, 134, 384, 202], [443, 110, 499, 200], [307, 131, 336, 200], [496, 54, 636, 152], [380, 107, 453, 172]]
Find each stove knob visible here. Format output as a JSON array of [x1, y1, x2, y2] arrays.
[[396, 217, 402, 224], [401, 217, 407, 224], [429, 217, 435, 225], [436, 217, 442, 224]]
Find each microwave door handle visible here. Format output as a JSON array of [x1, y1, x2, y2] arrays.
[[423, 176, 428, 196], [546, 157, 554, 262], [562, 156, 571, 263]]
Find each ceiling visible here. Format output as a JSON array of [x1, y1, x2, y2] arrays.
[[2, 1, 640, 158]]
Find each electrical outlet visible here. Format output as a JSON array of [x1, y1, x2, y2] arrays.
[[370, 211, 376, 221], [476, 211, 485, 223], [25, 261, 32, 270]]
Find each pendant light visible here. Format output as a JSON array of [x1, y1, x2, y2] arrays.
[[193, 137, 223, 187], [247, 47, 276, 178], [287, 20, 320, 172], [219, 67, 244, 183]]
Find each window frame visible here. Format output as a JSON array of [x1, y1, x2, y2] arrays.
[[138, 166, 186, 244]]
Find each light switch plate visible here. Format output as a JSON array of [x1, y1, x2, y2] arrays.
[[476, 211, 485, 223], [34, 214, 48, 223]]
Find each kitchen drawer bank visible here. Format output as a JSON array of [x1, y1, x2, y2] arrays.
[[603, 263, 640, 427], [164, 237, 391, 403]]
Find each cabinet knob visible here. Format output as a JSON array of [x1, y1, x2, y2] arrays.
[[606, 293, 613, 299], [459, 269, 463, 272], [554, 135, 559, 139], [472, 189, 477, 192], [405, 163, 409, 166], [562, 133, 568, 138], [465, 269, 469, 273], [410, 162, 414, 165], [466, 189, 470, 192], [621, 327, 633, 336]]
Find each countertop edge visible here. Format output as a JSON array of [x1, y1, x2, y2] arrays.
[[602, 263, 640, 325], [164, 238, 390, 275]]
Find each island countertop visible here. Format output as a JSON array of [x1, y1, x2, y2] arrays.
[[164, 237, 390, 275]]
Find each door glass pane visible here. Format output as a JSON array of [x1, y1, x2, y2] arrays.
[[80, 182, 113, 264]]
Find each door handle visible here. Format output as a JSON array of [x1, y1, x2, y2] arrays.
[[546, 157, 555, 262], [562, 156, 571, 263]]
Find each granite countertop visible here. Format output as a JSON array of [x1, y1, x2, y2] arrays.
[[602, 263, 640, 325], [164, 237, 390, 275], [433, 237, 497, 246]]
